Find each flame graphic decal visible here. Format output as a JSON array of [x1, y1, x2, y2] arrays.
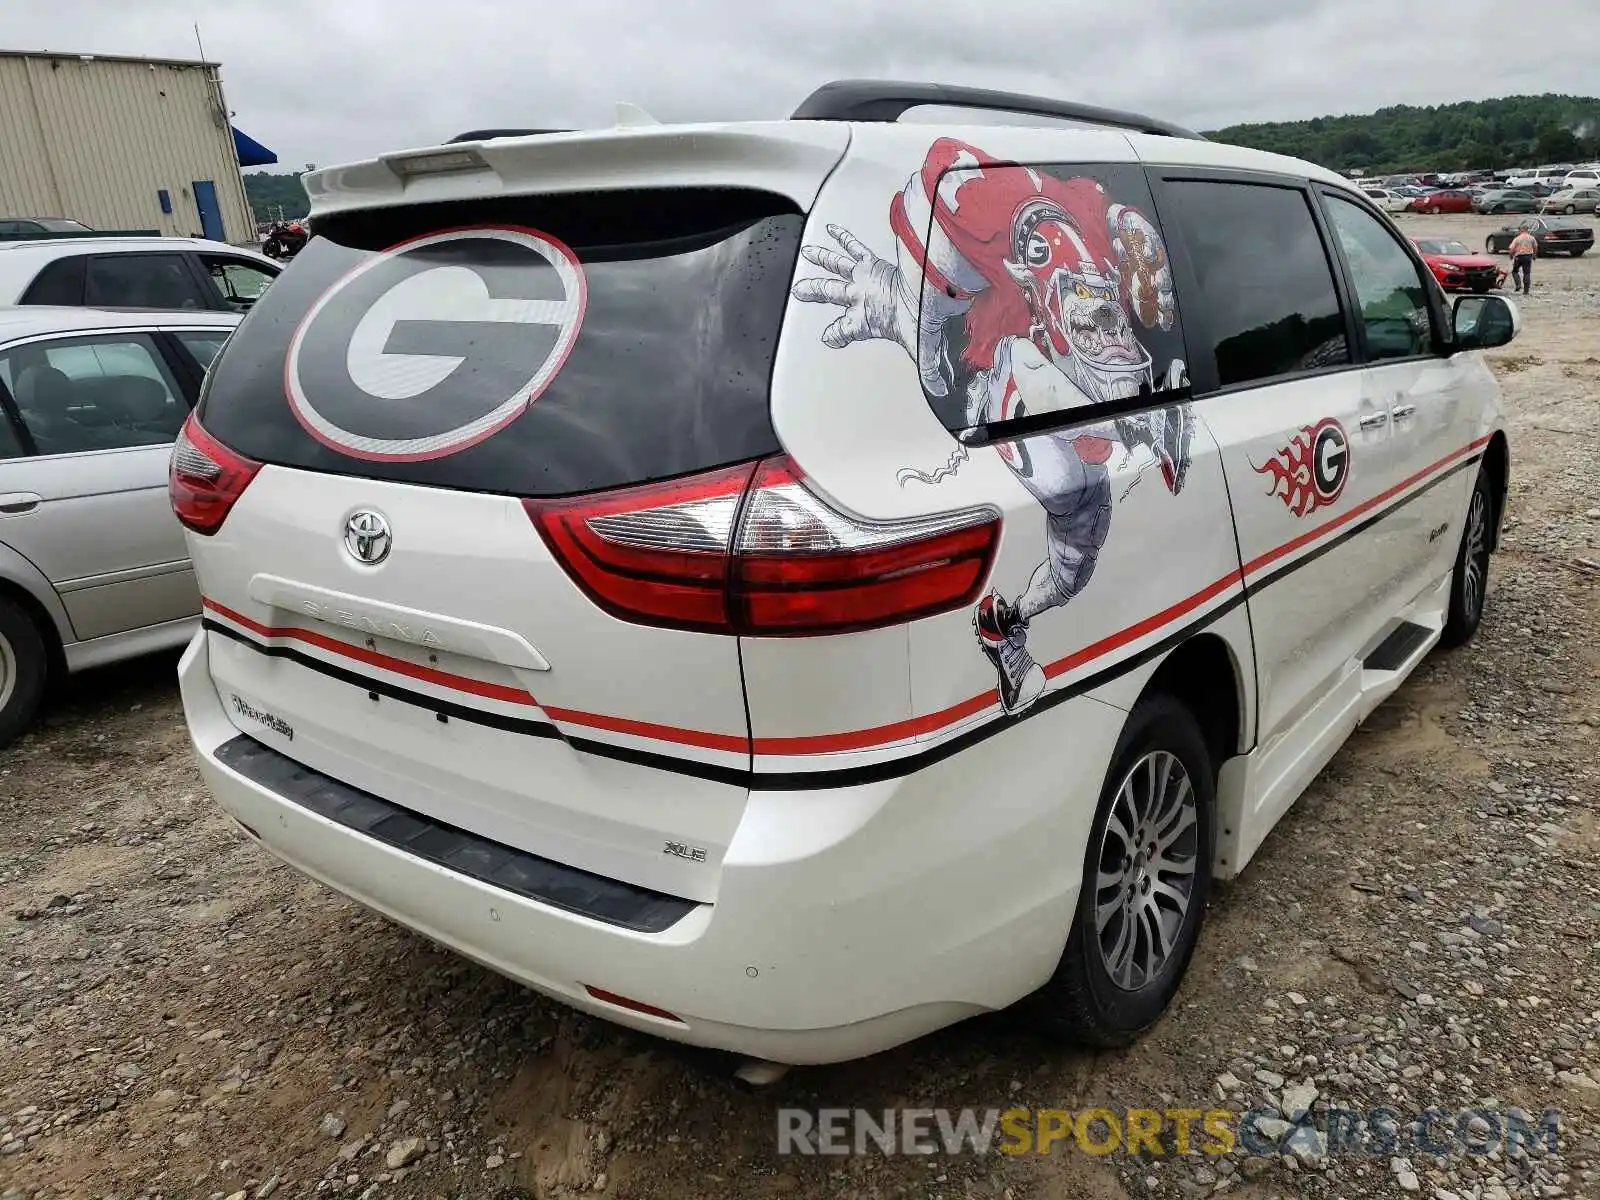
[[1252, 418, 1348, 517]]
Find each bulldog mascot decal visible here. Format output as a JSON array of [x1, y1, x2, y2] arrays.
[[793, 138, 1195, 715]]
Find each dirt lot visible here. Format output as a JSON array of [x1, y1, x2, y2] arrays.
[[1, 211, 1597, 1200]]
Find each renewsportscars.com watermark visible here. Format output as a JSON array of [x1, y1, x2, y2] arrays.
[[777, 1106, 1563, 1158]]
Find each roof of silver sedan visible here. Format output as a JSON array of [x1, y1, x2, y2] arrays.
[[0, 305, 240, 340]]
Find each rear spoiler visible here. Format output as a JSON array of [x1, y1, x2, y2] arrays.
[[447, 129, 570, 142], [301, 122, 852, 218]]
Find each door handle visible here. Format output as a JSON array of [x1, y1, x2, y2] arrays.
[[0, 492, 40, 515], [1359, 412, 1389, 429], [1391, 404, 1417, 420]]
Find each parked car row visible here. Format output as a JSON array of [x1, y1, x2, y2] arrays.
[[0, 307, 240, 744], [0, 234, 286, 742], [0, 237, 280, 313], [1363, 183, 1598, 217]]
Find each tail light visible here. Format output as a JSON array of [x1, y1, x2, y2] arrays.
[[525, 454, 999, 636], [169, 411, 262, 535]]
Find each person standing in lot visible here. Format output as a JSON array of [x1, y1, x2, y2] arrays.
[[1509, 227, 1539, 294]]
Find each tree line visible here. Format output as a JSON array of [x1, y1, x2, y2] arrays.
[[1207, 94, 1600, 175], [242, 171, 310, 224]]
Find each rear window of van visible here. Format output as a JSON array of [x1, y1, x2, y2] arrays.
[[197, 188, 802, 497]]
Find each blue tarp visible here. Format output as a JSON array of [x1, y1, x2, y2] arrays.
[[232, 126, 277, 167]]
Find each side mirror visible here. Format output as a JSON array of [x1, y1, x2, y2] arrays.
[[1452, 294, 1519, 351]]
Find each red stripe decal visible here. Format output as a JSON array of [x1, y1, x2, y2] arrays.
[[751, 689, 999, 756], [1241, 435, 1489, 578], [202, 599, 748, 753], [203, 599, 540, 707], [542, 706, 749, 755], [1043, 566, 1244, 681], [204, 438, 1488, 763], [753, 437, 1487, 757]]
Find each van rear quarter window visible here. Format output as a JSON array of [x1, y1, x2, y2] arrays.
[[197, 189, 802, 497]]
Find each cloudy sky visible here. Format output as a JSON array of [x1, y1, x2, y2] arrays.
[[9, 0, 1600, 171]]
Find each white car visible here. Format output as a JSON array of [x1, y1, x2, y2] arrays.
[[0, 306, 239, 744], [1361, 187, 1411, 213], [172, 81, 1518, 1065], [1506, 169, 1566, 190], [0, 237, 279, 314], [1560, 168, 1600, 189]]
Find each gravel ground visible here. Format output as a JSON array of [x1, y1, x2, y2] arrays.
[[1, 212, 1596, 1200]]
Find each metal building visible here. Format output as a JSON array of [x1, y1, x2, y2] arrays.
[[0, 49, 276, 245]]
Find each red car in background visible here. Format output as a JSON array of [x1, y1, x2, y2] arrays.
[[1407, 189, 1474, 214], [1410, 236, 1506, 292]]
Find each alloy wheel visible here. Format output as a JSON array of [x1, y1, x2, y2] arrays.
[[1461, 487, 1490, 624], [1093, 750, 1199, 991]]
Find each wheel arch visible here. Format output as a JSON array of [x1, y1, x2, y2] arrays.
[[1137, 631, 1247, 776], [1481, 431, 1510, 552], [0, 572, 67, 689]]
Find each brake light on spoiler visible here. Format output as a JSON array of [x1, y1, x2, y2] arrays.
[[525, 455, 1000, 636]]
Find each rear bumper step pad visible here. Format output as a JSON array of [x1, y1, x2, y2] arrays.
[[214, 734, 696, 934]]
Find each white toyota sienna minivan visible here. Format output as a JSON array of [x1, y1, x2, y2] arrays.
[[172, 81, 1518, 1064]]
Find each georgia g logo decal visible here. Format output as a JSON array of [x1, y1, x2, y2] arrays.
[[1253, 417, 1350, 517], [284, 226, 586, 462]]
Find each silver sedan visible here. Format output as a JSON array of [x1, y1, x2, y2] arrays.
[[0, 306, 239, 745], [1540, 188, 1600, 215]]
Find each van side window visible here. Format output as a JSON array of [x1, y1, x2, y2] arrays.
[[85, 254, 208, 310], [1322, 195, 1434, 361], [0, 334, 187, 456], [1160, 180, 1350, 388], [19, 255, 87, 305]]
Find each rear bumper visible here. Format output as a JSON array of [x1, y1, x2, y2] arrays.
[[179, 629, 1115, 1063]]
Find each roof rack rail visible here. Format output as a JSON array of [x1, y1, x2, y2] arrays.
[[790, 80, 1204, 141], [447, 128, 570, 143]]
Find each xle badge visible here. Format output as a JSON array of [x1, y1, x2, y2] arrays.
[[284, 226, 587, 462], [1253, 417, 1350, 517]]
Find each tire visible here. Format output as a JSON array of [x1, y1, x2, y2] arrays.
[[0, 595, 48, 750], [1565, 205, 1577, 214], [1034, 693, 1216, 1047], [1440, 468, 1494, 650], [1429, 206, 1440, 215], [1572, 248, 1587, 258], [263, 238, 283, 259]]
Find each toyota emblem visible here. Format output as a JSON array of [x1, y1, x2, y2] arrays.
[[344, 510, 392, 564]]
